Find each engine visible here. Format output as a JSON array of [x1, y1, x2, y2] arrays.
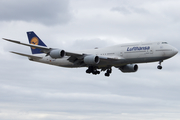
[[49, 49, 65, 58], [119, 64, 138, 73], [84, 55, 100, 65]]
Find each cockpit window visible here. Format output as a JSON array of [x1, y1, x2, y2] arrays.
[[162, 42, 168, 44]]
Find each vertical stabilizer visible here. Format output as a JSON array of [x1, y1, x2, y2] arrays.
[[27, 31, 47, 54]]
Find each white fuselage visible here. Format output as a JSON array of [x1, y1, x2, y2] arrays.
[[30, 42, 178, 68]]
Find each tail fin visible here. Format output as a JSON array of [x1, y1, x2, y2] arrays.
[[27, 31, 47, 54]]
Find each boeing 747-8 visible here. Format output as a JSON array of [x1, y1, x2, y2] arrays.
[[3, 31, 178, 77]]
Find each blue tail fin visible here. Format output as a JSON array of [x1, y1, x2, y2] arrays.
[[27, 31, 47, 54]]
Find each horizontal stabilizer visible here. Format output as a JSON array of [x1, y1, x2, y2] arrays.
[[10, 51, 42, 59]]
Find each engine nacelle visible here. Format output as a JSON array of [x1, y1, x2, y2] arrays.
[[84, 55, 100, 65], [119, 64, 138, 73], [49, 49, 65, 58]]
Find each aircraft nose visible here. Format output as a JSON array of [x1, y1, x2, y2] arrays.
[[174, 47, 178, 55]]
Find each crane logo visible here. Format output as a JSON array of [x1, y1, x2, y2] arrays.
[[30, 37, 39, 49]]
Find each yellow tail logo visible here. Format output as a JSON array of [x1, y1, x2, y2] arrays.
[[30, 37, 39, 49]]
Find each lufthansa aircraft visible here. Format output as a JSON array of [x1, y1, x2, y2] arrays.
[[3, 31, 178, 77]]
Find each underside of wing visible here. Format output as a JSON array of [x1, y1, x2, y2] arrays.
[[67, 52, 122, 67]]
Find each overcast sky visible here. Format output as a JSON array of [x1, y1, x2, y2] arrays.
[[0, 0, 180, 120]]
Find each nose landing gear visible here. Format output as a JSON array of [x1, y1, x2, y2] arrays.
[[157, 60, 163, 70]]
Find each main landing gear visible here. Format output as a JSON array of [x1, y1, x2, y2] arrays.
[[86, 66, 112, 77], [105, 68, 112, 77], [86, 66, 100, 75], [157, 60, 163, 70]]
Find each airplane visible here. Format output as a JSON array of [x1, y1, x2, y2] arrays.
[[3, 31, 178, 77]]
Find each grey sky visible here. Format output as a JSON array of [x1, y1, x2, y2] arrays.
[[0, 0, 180, 120], [0, 0, 71, 25]]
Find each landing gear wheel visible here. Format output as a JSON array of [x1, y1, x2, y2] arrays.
[[86, 66, 101, 75], [86, 66, 94, 74], [104, 68, 112, 77], [86, 69, 91, 74], [105, 73, 110, 77], [96, 71, 100, 74], [157, 65, 162, 70]]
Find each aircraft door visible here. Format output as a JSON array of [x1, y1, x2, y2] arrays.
[[150, 49, 153, 54], [145, 45, 153, 58], [120, 48, 124, 57], [120, 51, 123, 57], [149, 45, 153, 54]]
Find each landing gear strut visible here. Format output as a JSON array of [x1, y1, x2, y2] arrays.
[[157, 60, 163, 70], [105, 68, 112, 77]]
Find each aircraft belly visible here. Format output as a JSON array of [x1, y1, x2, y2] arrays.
[[31, 57, 80, 68], [115, 56, 170, 65], [95, 56, 170, 68]]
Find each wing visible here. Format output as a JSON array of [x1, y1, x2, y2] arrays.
[[3, 38, 82, 55], [3, 38, 121, 67], [3, 38, 50, 53], [3, 38, 84, 58]]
